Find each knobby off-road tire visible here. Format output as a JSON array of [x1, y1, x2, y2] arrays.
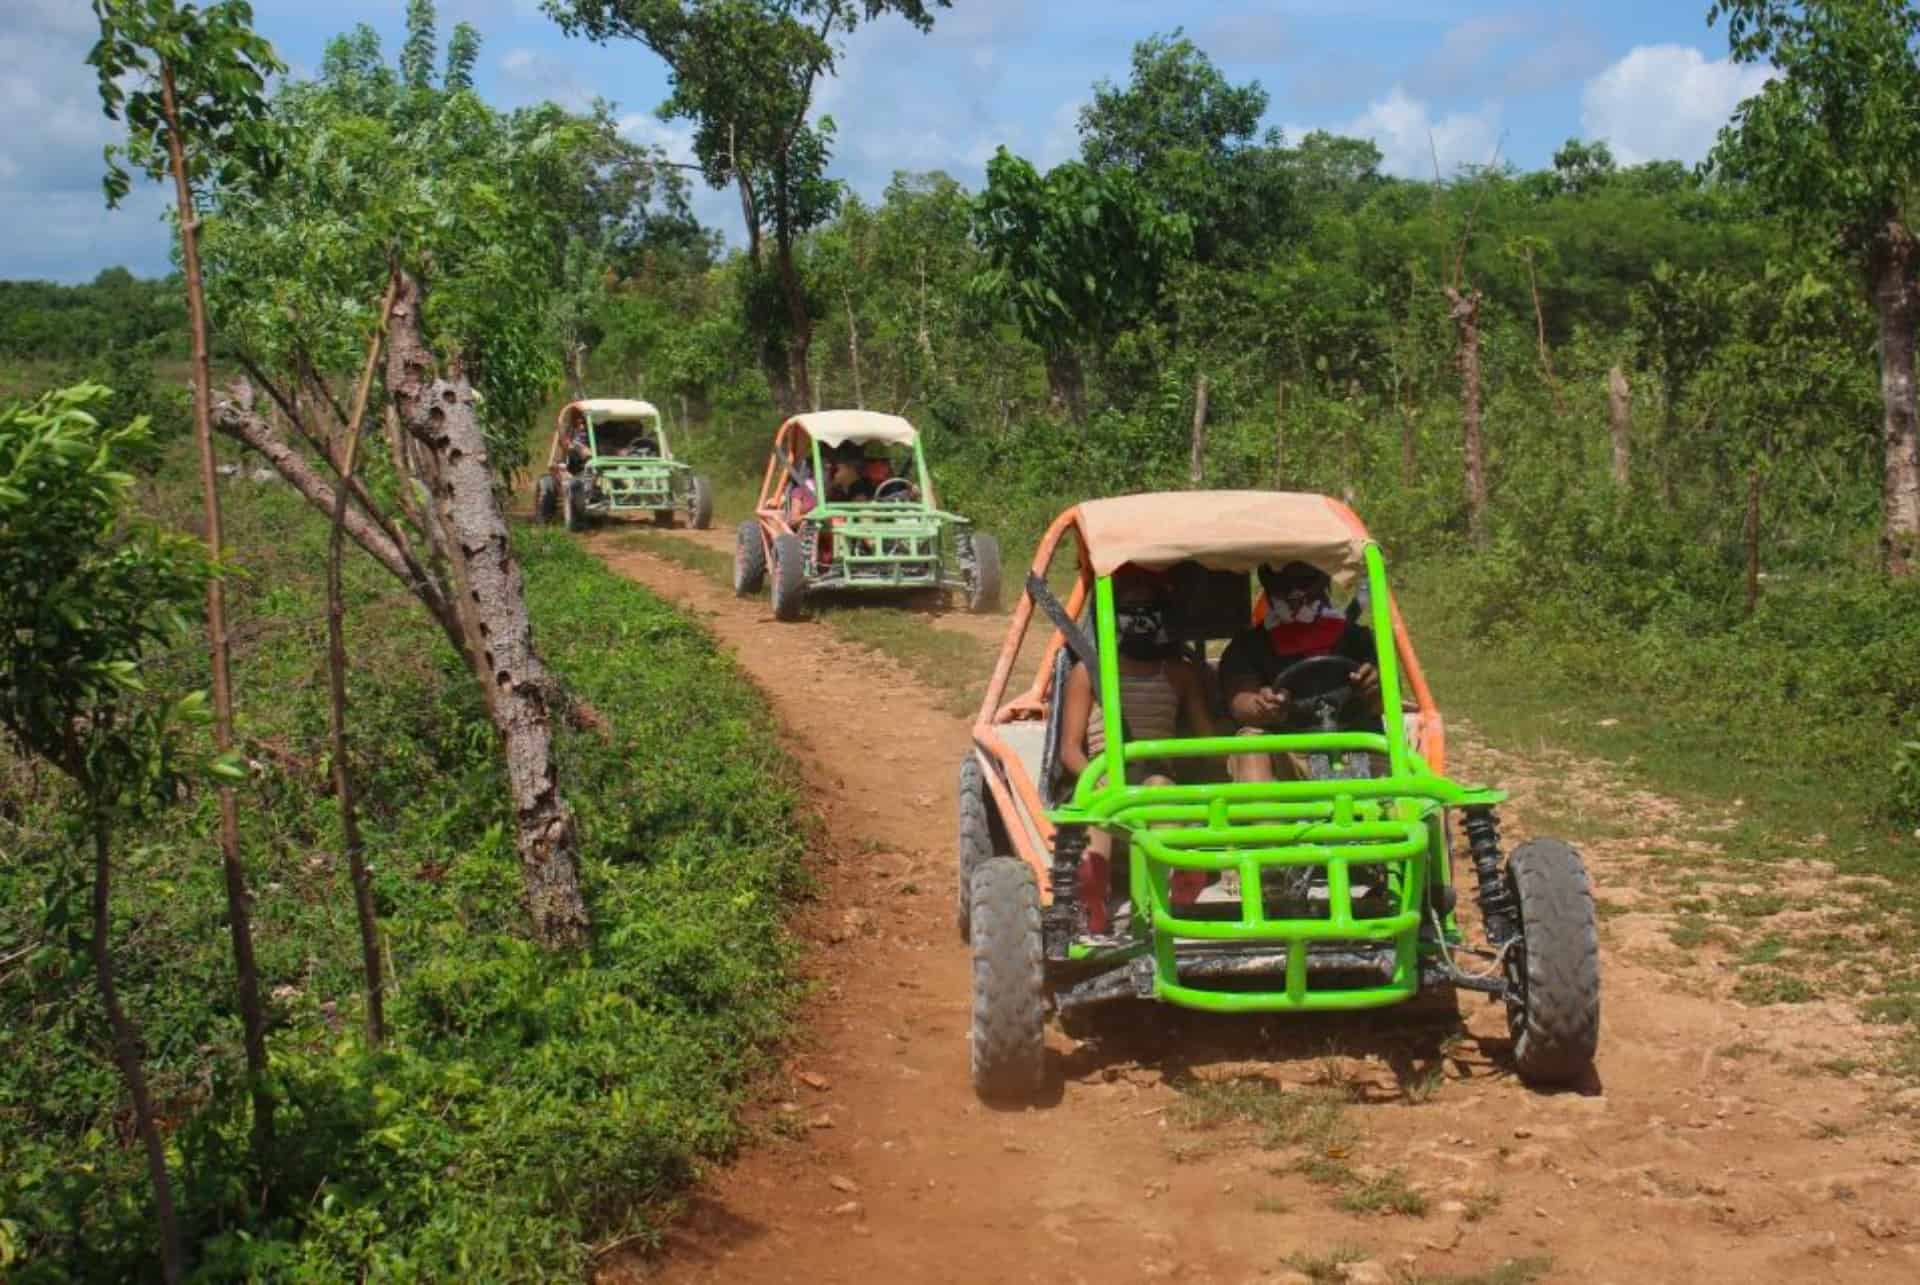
[[966, 532, 1003, 614], [1505, 838, 1601, 1085], [564, 478, 591, 532], [533, 474, 558, 522], [687, 475, 714, 530], [956, 753, 995, 943], [969, 857, 1046, 1102], [733, 520, 767, 596], [770, 532, 806, 621]]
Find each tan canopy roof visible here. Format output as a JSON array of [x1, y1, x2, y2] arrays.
[[570, 398, 659, 422], [1076, 490, 1372, 587], [786, 409, 918, 447]]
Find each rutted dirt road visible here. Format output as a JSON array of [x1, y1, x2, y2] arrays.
[[591, 523, 1920, 1285]]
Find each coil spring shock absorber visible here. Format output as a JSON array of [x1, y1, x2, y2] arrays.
[[1044, 824, 1087, 961], [1462, 805, 1519, 945]]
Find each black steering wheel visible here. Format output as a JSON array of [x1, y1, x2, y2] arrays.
[[1269, 653, 1358, 728], [873, 476, 915, 503]]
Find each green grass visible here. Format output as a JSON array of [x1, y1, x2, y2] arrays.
[[0, 481, 808, 1280], [1281, 1243, 1372, 1283], [1406, 1258, 1555, 1285], [1169, 1076, 1356, 1153]]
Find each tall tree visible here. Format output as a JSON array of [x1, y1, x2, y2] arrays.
[[971, 148, 1192, 421], [0, 386, 218, 1284], [1710, 0, 1920, 575], [543, 0, 949, 414], [1076, 30, 1294, 262], [88, 0, 282, 1159]]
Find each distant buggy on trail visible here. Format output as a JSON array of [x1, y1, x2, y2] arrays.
[[733, 409, 1001, 622], [956, 490, 1601, 1102], [536, 398, 713, 532]]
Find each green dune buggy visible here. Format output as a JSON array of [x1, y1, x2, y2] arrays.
[[734, 410, 1000, 621], [536, 398, 713, 532], [959, 490, 1601, 1101]]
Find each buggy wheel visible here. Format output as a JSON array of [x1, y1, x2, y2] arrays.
[[969, 857, 1046, 1103], [564, 478, 591, 531], [733, 520, 767, 596], [686, 475, 714, 530], [1504, 839, 1600, 1086], [533, 474, 557, 522], [770, 532, 806, 621], [956, 753, 995, 942], [966, 533, 1002, 614], [654, 507, 678, 528]]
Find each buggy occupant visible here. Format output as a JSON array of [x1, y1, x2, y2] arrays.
[[616, 432, 659, 457], [825, 443, 876, 501], [1057, 564, 1216, 932], [1221, 560, 1383, 782], [563, 417, 592, 474]]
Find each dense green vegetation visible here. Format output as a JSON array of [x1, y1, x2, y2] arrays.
[[1, 466, 806, 1277], [599, 27, 1920, 839], [5, 0, 1920, 1276]]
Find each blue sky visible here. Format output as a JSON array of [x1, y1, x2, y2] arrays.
[[2, 0, 1771, 283]]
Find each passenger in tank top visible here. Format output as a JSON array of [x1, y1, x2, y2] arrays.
[[1057, 564, 1219, 934]]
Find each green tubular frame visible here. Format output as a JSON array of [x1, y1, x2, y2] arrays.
[[1049, 542, 1502, 1014], [805, 436, 972, 590], [585, 417, 686, 511]]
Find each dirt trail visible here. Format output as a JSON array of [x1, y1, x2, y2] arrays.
[[591, 523, 1920, 1285]]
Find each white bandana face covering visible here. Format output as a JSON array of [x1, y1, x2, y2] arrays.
[[1264, 600, 1339, 629]]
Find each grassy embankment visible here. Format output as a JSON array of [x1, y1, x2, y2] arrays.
[[0, 450, 810, 1278]]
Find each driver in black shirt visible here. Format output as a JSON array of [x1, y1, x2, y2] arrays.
[[1220, 560, 1383, 782]]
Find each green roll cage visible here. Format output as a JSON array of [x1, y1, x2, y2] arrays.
[[1049, 543, 1504, 1014]]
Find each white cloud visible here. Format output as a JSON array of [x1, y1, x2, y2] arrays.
[[1580, 44, 1773, 165], [1293, 87, 1502, 180]]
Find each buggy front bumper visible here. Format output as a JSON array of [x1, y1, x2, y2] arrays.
[[1049, 733, 1502, 1014]]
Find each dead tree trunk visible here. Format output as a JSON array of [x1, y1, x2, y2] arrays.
[[158, 61, 273, 1158], [1445, 285, 1489, 548], [1869, 222, 1920, 577], [1188, 373, 1209, 487], [1607, 365, 1632, 490], [386, 273, 590, 949], [91, 816, 183, 1285]]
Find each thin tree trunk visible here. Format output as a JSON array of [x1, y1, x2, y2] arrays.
[[1607, 365, 1632, 490], [1869, 222, 1920, 577], [1743, 464, 1763, 617], [1044, 347, 1085, 424], [775, 233, 813, 415], [1445, 285, 1489, 548], [1273, 380, 1286, 489], [1188, 372, 1209, 487], [92, 816, 183, 1285], [386, 272, 589, 949], [679, 393, 691, 436], [158, 62, 273, 1157], [915, 252, 938, 378], [844, 287, 865, 410], [327, 285, 396, 1046], [566, 342, 589, 401], [1522, 247, 1566, 417]]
